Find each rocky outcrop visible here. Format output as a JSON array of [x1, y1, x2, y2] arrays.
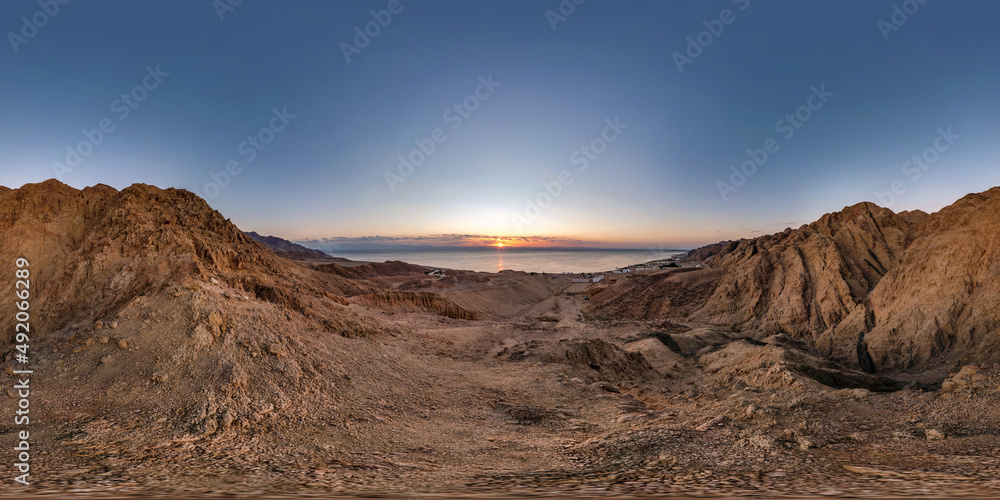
[[596, 189, 1000, 373], [691, 202, 923, 361], [0, 180, 380, 437], [686, 190, 1000, 373], [0, 180, 361, 335], [832, 188, 1000, 370], [245, 231, 330, 259], [682, 240, 735, 263], [545, 339, 655, 384], [319, 260, 429, 280], [350, 291, 479, 320], [582, 267, 725, 321]]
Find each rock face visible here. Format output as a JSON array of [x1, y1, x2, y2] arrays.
[[582, 267, 725, 321], [699, 191, 1000, 372], [833, 188, 1000, 370], [681, 240, 734, 263], [599, 188, 1000, 374], [350, 291, 479, 320], [319, 260, 429, 280], [691, 202, 923, 340]]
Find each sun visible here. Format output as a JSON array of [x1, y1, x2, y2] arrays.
[[494, 237, 507, 249]]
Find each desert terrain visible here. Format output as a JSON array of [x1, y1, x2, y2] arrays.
[[1, 180, 999, 497]]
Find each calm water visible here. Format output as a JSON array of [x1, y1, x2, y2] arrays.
[[329, 248, 686, 274]]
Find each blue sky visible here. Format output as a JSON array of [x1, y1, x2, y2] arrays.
[[2, 0, 999, 249]]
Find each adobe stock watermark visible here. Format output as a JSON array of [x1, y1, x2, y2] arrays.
[[873, 126, 959, 208], [7, 0, 72, 54], [341, 0, 413, 63], [195, 107, 297, 199], [385, 74, 502, 192], [672, 0, 750, 74], [511, 117, 628, 231], [545, 0, 586, 31], [717, 84, 833, 202], [52, 65, 170, 179], [213, 0, 244, 21], [878, 0, 929, 41]]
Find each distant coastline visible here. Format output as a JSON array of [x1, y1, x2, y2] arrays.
[[322, 246, 689, 253], [319, 247, 688, 274]]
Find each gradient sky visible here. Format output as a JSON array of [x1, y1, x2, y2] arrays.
[[2, 0, 999, 249]]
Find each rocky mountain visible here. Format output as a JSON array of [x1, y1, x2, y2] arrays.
[[245, 231, 330, 260], [833, 188, 1000, 371], [0, 180, 394, 449], [0, 180, 363, 334], [681, 240, 734, 263], [592, 190, 1000, 374], [691, 202, 923, 349]]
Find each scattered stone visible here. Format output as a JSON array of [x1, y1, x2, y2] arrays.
[[941, 364, 988, 392], [208, 311, 225, 330], [591, 381, 620, 393], [117, 339, 129, 350], [748, 434, 777, 449], [696, 415, 726, 432], [843, 465, 892, 477], [98, 336, 110, 344], [797, 436, 816, 450], [846, 388, 871, 398], [191, 325, 214, 346], [926, 428, 945, 440], [848, 432, 868, 442], [220, 410, 235, 428]]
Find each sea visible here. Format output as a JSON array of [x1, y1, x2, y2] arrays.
[[327, 248, 687, 274]]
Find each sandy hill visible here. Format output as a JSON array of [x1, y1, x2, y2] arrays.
[[0, 180, 365, 333], [0, 181, 421, 472]]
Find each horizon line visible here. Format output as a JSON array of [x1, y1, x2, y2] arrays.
[[315, 245, 693, 253]]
